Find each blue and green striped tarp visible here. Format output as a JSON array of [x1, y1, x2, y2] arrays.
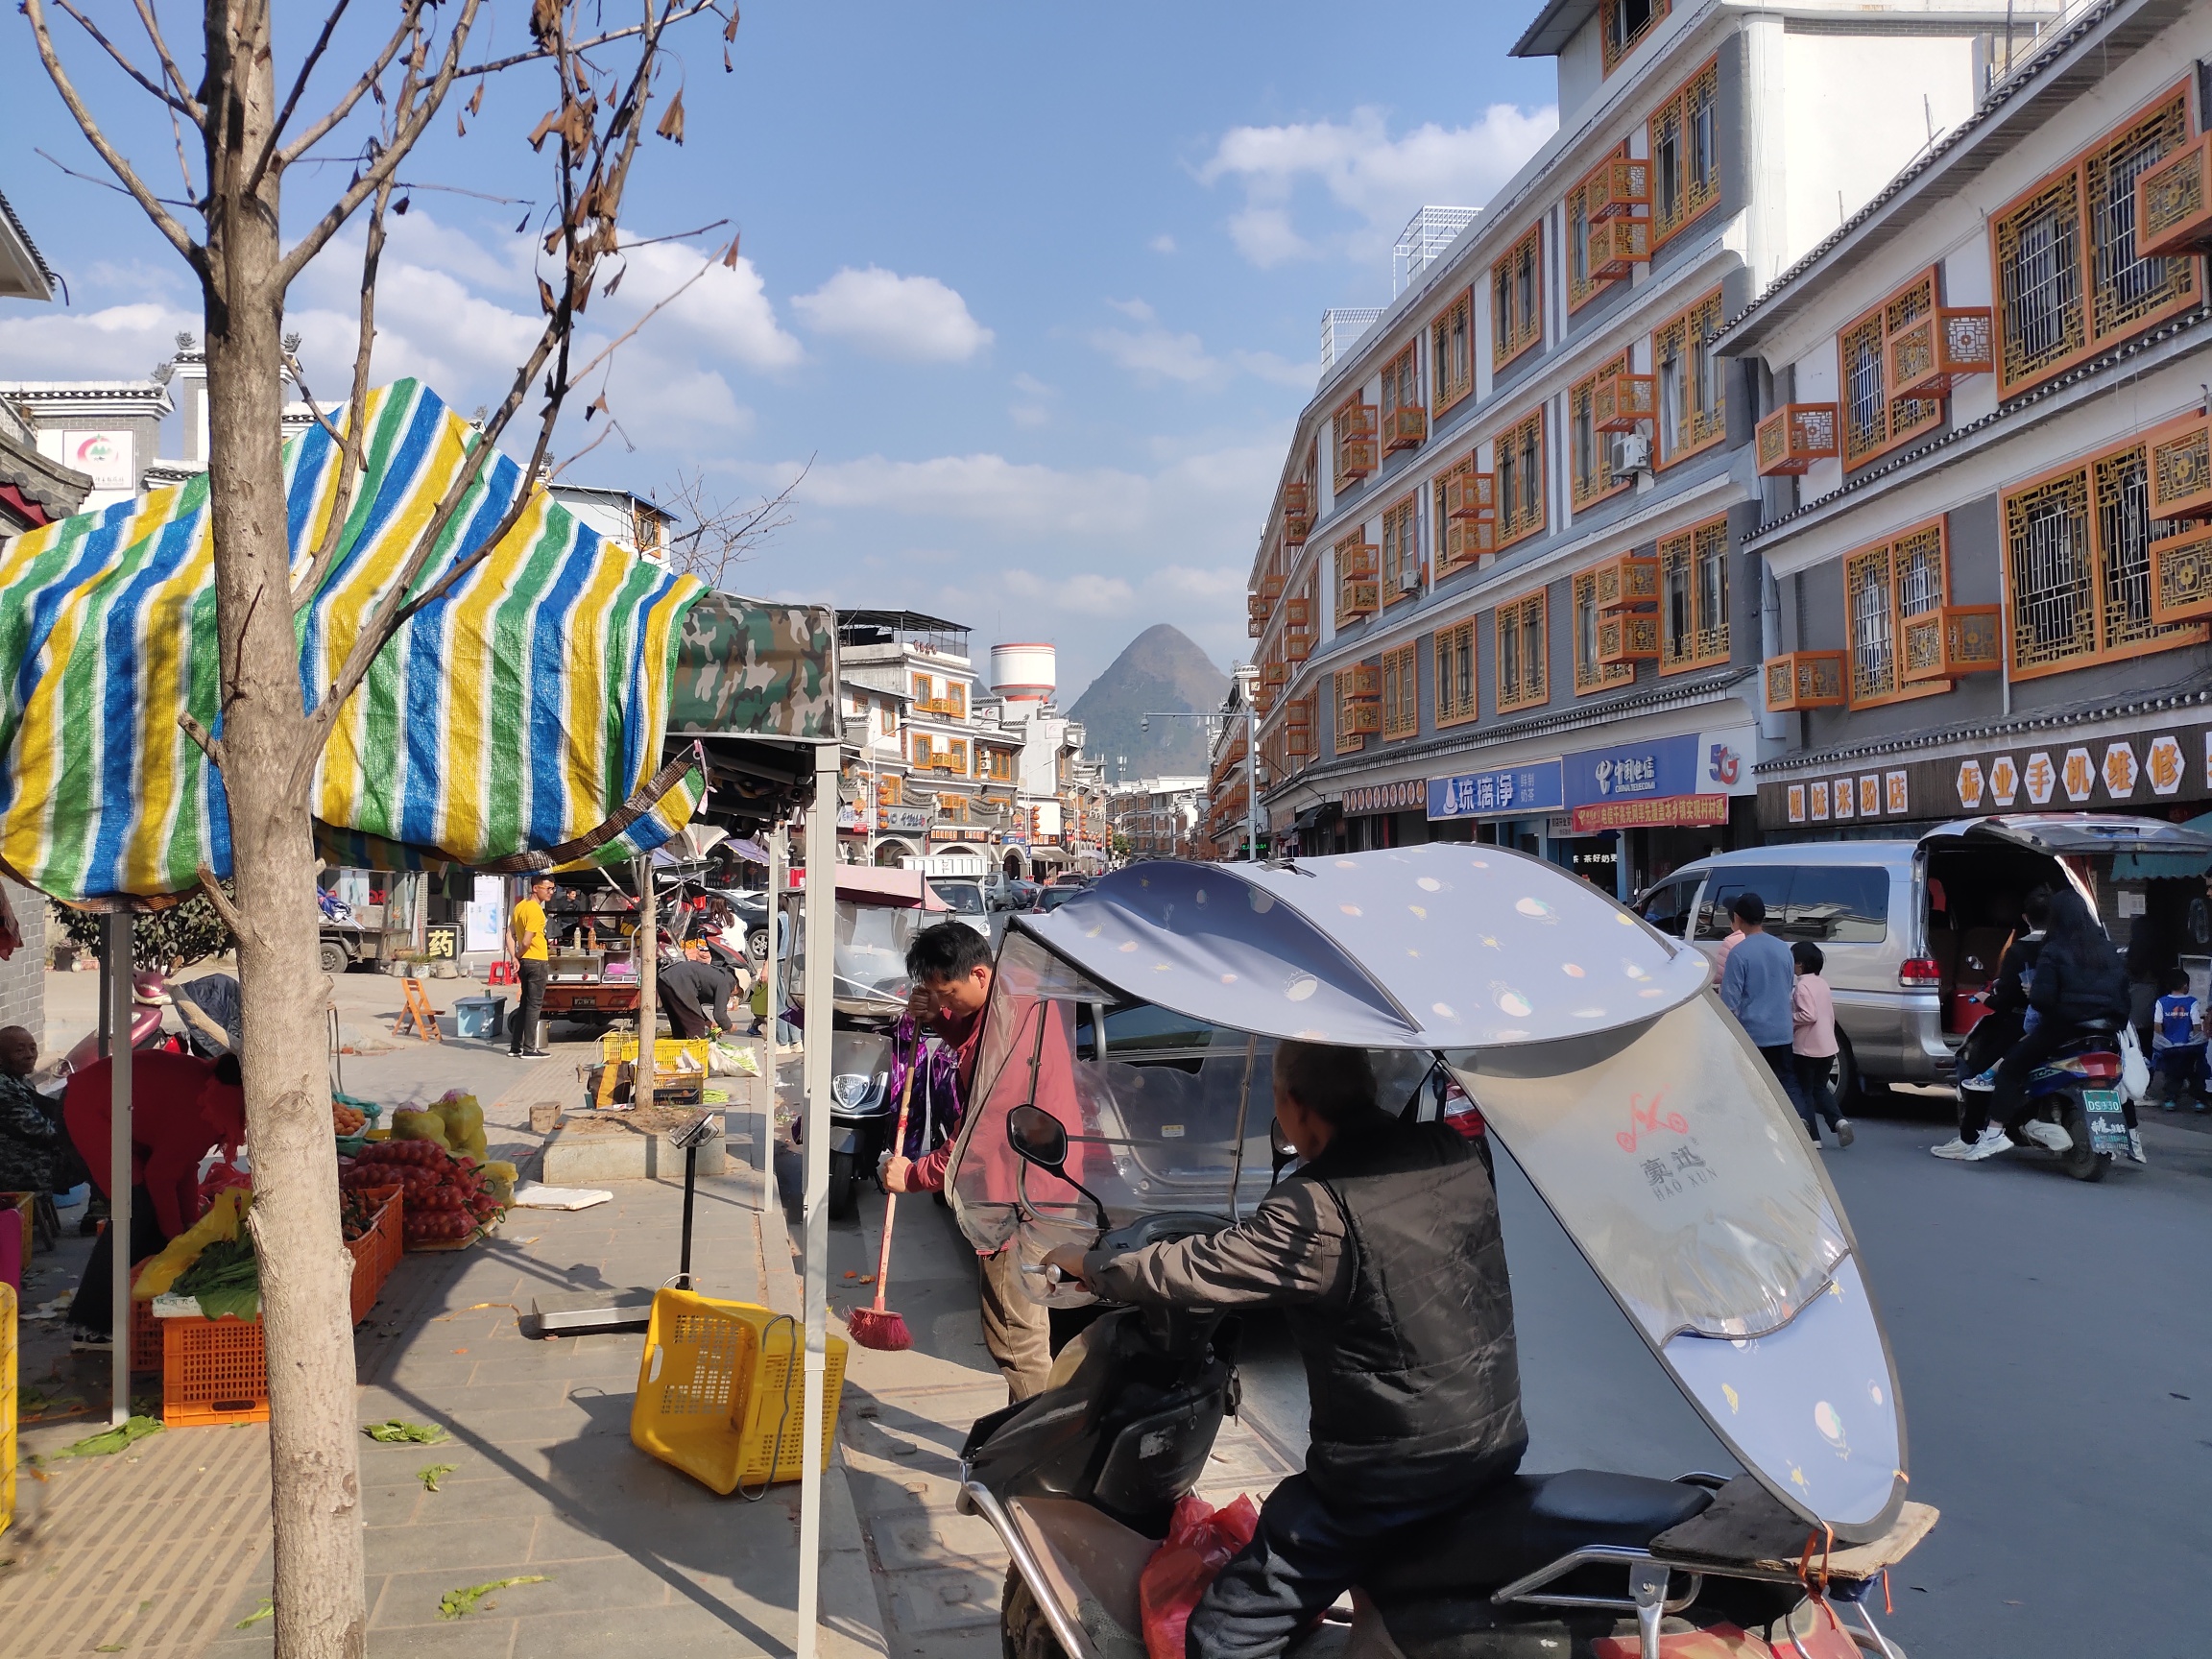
[[0, 379, 715, 902]]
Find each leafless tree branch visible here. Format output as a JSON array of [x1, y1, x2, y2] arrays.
[[255, 0, 361, 181], [261, 0, 422, 184], [659, 459, 812, 589], [454, 2, 728, 79], [25, 0, 203, 267], [130, 0, 204, 118], [49, 0, 198, 118]]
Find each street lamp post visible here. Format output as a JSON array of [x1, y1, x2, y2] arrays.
[[1140, 707, 1261, 862]]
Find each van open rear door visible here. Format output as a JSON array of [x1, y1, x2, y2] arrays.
[[1921, 813, 2212, 858]]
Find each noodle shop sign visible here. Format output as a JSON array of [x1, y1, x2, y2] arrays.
[[1757, 721, 2212, 829]]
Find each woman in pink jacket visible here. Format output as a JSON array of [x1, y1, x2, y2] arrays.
[[1791, 941, 1854, 1148]]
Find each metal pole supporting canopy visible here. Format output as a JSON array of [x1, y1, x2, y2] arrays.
[[107, 910, 132, 1425], [793, 737, 838, 1658]]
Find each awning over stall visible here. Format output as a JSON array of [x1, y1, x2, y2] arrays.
[[0, 379, 833, 899]]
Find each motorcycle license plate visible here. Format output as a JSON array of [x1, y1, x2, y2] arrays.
[[2081, 1089, 2144, 1163]]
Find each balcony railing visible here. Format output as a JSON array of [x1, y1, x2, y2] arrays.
[[1763, 652, 1848, 710], [1755, 403, 1839, 476]]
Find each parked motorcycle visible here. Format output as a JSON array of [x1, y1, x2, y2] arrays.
[[941, 847, 1934, 1659], [55, 971, 186, 1079]]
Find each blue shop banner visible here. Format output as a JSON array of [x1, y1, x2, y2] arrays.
[[1427, 759, 1563, 820], [1562, 730, 1754, 808]]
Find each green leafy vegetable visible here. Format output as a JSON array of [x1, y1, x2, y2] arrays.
[[363, 1419, 448, 1444], [438, 1575, 548, 1619], [54, 1416, 164, 1459], [417, 1463, 457, 1491], [172, 1236, 260, 1321], [235, 1599, 274, 1629]]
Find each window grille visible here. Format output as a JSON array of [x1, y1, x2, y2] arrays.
[[1382, 347, 1421, 420], [1602, 0, 1668, 76], [2007, 469, 2096, 669], [1570, 353, 1630, 508], [1431, 290, 1473, 415], [1995, 89, 2195, 396], [1495, 409, 1547, 548], [1652, 290, 1725, 466], [1649, 60, 1719, 246], [1434, 620, 1479, 724], [1842, 522, 1947, 704], [2093, 445, 2179, 652], [1497, 592, 1548, 711], [1659, 517, 1729, 670], [1837, 271, 1944, 470], [1382, 496, 1420, 597], [1567, 182, 1595, 310], [1382, 643, 1419, 738], [1492, 226, 1543, 367]]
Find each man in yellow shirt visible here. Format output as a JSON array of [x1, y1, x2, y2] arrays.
[[506, 875, 557, 1057]]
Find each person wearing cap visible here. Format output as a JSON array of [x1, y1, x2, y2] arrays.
[[507, 875, 557, 1058]]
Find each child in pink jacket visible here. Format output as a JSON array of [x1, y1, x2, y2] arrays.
[[1791, 942, 1853, 1148]]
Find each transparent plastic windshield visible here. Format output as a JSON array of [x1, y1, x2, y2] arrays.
[[949, 931, 1274, 1272], [792, 900, 925, 1012], [1445, 991, 1849, 1344]]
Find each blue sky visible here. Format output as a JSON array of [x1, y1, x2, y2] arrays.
[[0, 4, 1558, 695]]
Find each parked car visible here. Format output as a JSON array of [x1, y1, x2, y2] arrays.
[[1035, 884, 1085, 913], [1633, 813, 2212, 1103], [927, 878, 992, 935]]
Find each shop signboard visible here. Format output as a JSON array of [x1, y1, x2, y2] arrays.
[[928, 827, 992, 842], [1427, 759, 1563, 820], [1342, 779, 1427, 815], [880, 806, 930, 833], [1759, 717, 2212, 830], [463, 875, 504, 953], [1560, 727, 1754, 832]]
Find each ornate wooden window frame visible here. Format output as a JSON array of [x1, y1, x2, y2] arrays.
[[1434, 619, 1480, 727], [1334, 395, 1378, 493], [1837, 268, 1946, 471], [1564, 151, 1628, 314], [1492, 223, 1544, 371], [1381, 642, 1420, 740], [1651, 289, 1725, 469], [1658, 515, 1730, 674], [1991, 84, 2199, 399], [1493, 407, 1548, 551], [1495, 589, 1550, 713], [1382, 344, 1425, 450], [1570, 352, 1634, 509], [1648, 58, 1720, 250], [1382, 493, 1421, 603], [2003, 436, 2208, 683], [1334, 670, 1367, 756], [1601, 0, 1671, 78], [1842, 518, 1952, 708], [1431, 288, 1474, 416], [1572, 566, 1637, 694]]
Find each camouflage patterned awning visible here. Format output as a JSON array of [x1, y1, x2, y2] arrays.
[[668, 591, 836, 738]]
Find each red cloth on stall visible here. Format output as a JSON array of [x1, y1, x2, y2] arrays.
[[64, 1051, 247, 1238]]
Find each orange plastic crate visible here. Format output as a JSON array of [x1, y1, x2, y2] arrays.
[[346, 1186, 402, 1325], [161, 1313, 268, 1427], [129, 1257, 162, 1376]]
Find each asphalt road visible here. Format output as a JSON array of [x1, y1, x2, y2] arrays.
[[1228, 1101, 2212, 1659]]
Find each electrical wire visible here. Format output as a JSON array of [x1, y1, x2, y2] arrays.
[[734, 1312, 801, 1503]]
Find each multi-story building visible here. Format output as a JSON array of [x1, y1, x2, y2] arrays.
[[837, 611, 1025, 870], [1109, 778, 1208, 860], [976, 643, 1110, 878], [1202, 666, 1264, 859], [546, 485, 675, 565], [1241, 0, 2065, 898], [1720, 0, 2212, 844]]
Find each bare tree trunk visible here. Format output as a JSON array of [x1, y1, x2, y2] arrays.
[[201, 7, 367, 1653]]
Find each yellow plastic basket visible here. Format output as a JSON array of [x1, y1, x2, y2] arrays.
[[630, 1288, 846, 1495], [1, 1282, 16, 1539], [599, 1034, 713, 1077]]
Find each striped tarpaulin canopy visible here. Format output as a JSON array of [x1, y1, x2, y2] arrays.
[[0, 379, 717, 904]]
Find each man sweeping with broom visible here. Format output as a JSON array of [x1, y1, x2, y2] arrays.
[[852, 923, 1051, 1402]]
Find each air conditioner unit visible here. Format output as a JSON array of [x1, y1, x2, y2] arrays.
[[1608, 431, 1652, 475]]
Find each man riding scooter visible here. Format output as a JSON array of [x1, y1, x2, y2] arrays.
[[1044, 1039, 1525, 1659]]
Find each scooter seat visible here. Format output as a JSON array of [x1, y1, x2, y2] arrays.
[[1363, 1470, 1714, 1599]]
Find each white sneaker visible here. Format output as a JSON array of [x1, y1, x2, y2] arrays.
[[2019, 1118, 2073, 1152], [1959, 1068, 1999, 1093], [1932, 1127, 2010, 1161]]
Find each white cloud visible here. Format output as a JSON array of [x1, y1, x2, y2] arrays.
[[792, 452, 1149, 537], [1089, 322, 1221, 387], [1105, 297, 1155, 323], [791, 266, 992, 363], [1148, 233, 1178, 254], [1234, 349, 1318, 389], [0, 300, 199, 379], [1198, 104, 1557, 266]]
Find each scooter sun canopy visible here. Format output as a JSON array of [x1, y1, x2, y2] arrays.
[[948, 848, 1909, 1543], [1019, 845, 1710, 1047]]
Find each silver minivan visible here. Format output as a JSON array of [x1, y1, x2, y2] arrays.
[[1632, 814, 2212, 1102]]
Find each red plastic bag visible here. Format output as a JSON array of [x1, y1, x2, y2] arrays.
[[1140, 1492, 1262, 1659]]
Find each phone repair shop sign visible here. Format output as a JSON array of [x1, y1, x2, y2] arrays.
[[1427, 759, 1564, 820], [1759, 719, 2212, 829], [1561, 728, 1753, 831]]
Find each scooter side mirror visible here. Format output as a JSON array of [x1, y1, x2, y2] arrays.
[[1007, 1104, 1070, 1173], [1267, 1117, 1293, 1161]]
